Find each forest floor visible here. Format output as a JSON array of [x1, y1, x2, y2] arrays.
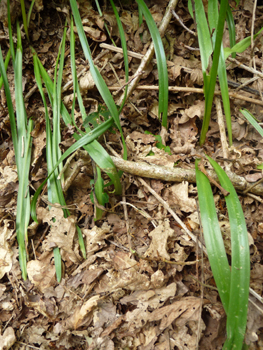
[[0, 0, 263, 349]]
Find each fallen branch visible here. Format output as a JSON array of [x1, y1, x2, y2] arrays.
[[111, 156, 263, 196]]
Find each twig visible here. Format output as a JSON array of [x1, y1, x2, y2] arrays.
[[109, 85, 263, 107], [171, 9, 196, 36], [227, 56, 263, 79], [110, 156, 263, 196], [215, 96, 229, 162], [138, 177, 207, 253]]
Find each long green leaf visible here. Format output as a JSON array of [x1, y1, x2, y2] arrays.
[[0, 20, 33, 280], [70, 0, 127, 159], [136, 0, 168, 127], [225, 3, 236, 58], [109, 0, 129, 112], [195, 159, 231, 312], [207, 156, 250, 350], [224, 27, 263, 60], [31, 117, 115, 222], [200, 0, 228, 145], [240, 109, 263, 138], [207, 0, 232, 145], [195, 0, 213, 73]]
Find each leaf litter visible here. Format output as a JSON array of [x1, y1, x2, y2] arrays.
[[0, 0, 263, 349]]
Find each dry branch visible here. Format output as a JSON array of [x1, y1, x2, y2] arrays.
[[111, 156, 263, 196]]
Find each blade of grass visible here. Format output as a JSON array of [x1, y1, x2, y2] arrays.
[[20, 0, 29, 41], [224, 27, 263, 60], [27, 0, 36, 28], [70, 0, 127, 159], [200, 0, 228, 145], [195, 0, 213, 74], [240, 109, 263, 138], [31, 48, 122, 200], [0, 48, 11, 89], [136, 0, 168, 127], [225, 3, 236, 58], [0, 19, 33, 279], [208, 0, 232, 145], [31, 117, 115, 222], [33, 46, 87, 262], [109, 0, 129, 112], [195, 159, 231, 312], [207, 156, 250, 349], [7, 0, 15, 66]]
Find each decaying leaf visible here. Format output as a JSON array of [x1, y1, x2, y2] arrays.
[[0, 220, 13, 279], [144, 219, 174, 260], [0, 327, 16, 350]]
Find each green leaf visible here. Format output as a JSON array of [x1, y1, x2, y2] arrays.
[[224, 27, 263, 60], [200, 0, 228, 145], [240, 108, 263, 138], [136, 0, 168, 127], [70, 0, 127, 159], [207, 156, 250, 350], [225, 3, 236, 58], [195, 0, 213, 72], [195, 159, 231, 312]]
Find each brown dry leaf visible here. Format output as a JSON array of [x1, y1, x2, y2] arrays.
[[83, 223, 110, 257], [93, 301, 117, 329], [31, 119, 46, 177], [79, 71, 95, 93], [245, 172, 262, 182], [0, 327, 16, 350], [120, 11, 139, 34], [163, 181, 196, 213], [65, 295, 101, 330], [0, 166, 18, 206], [245, 299, 263, 345], [144, 219, 174, 260], [126, 131, 155, 157], [0, 220, 13, 279], [27, 252, 56, 293], [120, 282, 177, 309], [20, 324, 51, 348], [148, 296, 202, 330], [42, 207, 81, 264], [95, 251, 166, 293], [181, 101, 205, 121]]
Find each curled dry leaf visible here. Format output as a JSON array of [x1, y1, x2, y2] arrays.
[[42, 207, 81, 264], [0, 166, 18, 206], [0, 220, 13, 279], [163, 181, 196, 213], [65, 295, 101, 330], [144, 219, 174, 260], [79, 71, 95, 93], [83, 224, 110, 258], [27, 252, 56, 293], [0, 327, 16, 350]]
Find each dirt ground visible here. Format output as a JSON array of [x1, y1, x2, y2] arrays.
[[0, 0, 263, 349]]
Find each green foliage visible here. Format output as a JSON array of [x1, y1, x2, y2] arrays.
[[191, 0, 262, 146], [136, 0, 169, 128], [196, 158, 250, 349], [0, 17, 33, 280]]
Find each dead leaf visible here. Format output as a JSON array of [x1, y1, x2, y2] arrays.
[[0, 220, 13, 279], [144, 220, 174, 260], [27, 252, 56, 293], [0, 327, 16, 350]]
